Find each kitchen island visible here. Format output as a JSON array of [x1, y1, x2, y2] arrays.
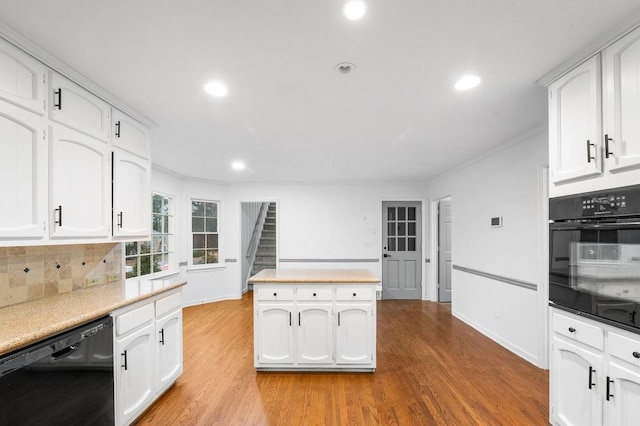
[[249, 269, 380, 372]]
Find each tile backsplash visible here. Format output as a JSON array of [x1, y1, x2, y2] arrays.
[[0, 243, 123, 308]]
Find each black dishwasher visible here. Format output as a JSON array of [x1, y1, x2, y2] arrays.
[[0, 316, 114, 425]]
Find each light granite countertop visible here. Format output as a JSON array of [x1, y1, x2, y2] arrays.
[[248, 269, 380, 284], [0, 279, 186, 356]]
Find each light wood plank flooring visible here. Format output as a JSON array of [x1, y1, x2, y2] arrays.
[[136, 292, 548, 425]]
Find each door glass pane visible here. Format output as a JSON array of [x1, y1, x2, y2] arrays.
[[205, 202, 218, 217], [125, 242, 137, 256], [408, 238, 416, 251], [408, 222, 416, 236], [152, 214, 162, 233], [398, 222, 406, 236], [125, 257, 137, 278], [139, 241, 150, 255], [206, 234, 218, 249], [206, 218, 217, 232], [152, 194, 163, 214], [408, 207, 416, 221], [398, 207, 406, 221], [206, 249, 219, 264], [387, 207, 396, 221], [388, 222, 396, 236], [398, 238, 406, 251], [388, 238, 396, 251], [192, 201, 204, 216], [153, 254, 164, 273]]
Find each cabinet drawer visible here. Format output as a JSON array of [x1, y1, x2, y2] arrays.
[[116, 303, 154, 336], [297, 287, 332, 301], [256, 287, 294, 301], [337, 287, 372, 301], [608, 331, 640, 366], [552, 311, 604, 351], [156, 291, 182, 317]]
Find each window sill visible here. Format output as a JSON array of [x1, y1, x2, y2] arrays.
[[187, 264, 226, 273], [126, 269, 179, 281]]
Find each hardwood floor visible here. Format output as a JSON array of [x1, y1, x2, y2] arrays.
[[136, 293, 548, 425]]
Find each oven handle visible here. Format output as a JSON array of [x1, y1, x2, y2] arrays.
[[550, 222, 640, 230]]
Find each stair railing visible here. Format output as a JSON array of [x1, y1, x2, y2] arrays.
[[246, 202, 270, 283]]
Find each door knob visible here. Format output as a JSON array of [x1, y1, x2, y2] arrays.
[[383, 254, 391, 258]]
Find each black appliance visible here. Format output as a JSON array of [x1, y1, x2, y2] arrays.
[[549, 184, 640, 331], [0, 316, 114, 425]]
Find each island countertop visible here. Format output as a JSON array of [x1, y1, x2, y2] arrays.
[[248, 269, 380, 284], [0, 279, 186, 356]]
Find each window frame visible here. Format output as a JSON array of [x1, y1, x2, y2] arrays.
[[125, 192, 177, 280], [189, 198, 223, 270]]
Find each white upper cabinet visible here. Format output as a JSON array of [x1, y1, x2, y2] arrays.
[[0, 38, 46, 115], [549, 55, 602, 186], [603, 25, 640, 174], [112, 109, 151, 159], [49, 71, 110, 142], [113, 149, 151, 239], [49, 124, 110, 239], [0, 102, 47, 240]]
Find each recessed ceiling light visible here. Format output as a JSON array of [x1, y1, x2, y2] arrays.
[[343, 0, 367, 20], [204, 81, 229, 97], [335, 62, 356, 74], [455, 75, 481, 91], [231, 161, 245, 171]]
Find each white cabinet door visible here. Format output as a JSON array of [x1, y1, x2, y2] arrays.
[[603, 25, 640, 174], [550, 335, 603, 426], [112, 109, 151, 159], [0, 38, 46, 115], [49, 72, 110, 142], [49, 124, 110, 239], [549, 56, 602, 185], [113, 149, 151, 239], [605, 361, 640, 426], [296, 303, 333, 364], [0, 103, 47, 240], [156, 309, 183, 393], [115, 322, 156, 426], [336, 303, 372, 365], [256, 303, 294, 364]]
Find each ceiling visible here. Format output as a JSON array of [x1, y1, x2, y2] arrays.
[[1, 1, 640, 184]]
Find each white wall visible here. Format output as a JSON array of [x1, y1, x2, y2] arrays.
[[227, 183, 428, 289], [427, 128, 549, 366]]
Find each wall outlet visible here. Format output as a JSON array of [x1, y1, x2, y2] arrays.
[[85, 276, 101, 288], [106, 272, 120, 283]]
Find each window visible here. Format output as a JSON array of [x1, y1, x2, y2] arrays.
[[125, 194, 174, 278], [191, 200, 219, 265]]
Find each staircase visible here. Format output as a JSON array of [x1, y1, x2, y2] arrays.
[[251, 203, 276, 276]]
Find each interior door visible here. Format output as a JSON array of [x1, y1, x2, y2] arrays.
[[438, 200, 452, 302], [382, 201, 422, 299]]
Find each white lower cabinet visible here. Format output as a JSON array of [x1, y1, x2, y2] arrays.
[[336, 303, 373, 365], [254, 284, 376, 371], [113, 289, 183, 425], [550, 307, 640, 426]]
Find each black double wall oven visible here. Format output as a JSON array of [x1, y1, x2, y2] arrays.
[[549, 184, 640, 331]]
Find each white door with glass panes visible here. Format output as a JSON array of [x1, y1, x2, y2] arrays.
[[603, 25, 640, 174], [296, 303, 333, 364], [191, 200, 219, 266], [112, 149, 150, 239], [0, 103, 47, 240], [49, 124, 110, 239], [549, 55, 602, 185], [382, 201, 422, 299], [0, 37, 47, 115]]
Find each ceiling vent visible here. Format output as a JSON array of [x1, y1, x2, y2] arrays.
[[335, 62, 355, 74]]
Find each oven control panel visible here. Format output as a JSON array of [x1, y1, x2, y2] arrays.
[[550, 184, 640, 220]]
